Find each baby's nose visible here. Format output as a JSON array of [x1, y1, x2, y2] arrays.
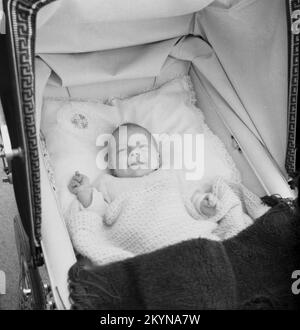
[[129, 149, 141, 158]]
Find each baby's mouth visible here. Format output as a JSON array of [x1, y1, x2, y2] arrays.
[[129, 161, 146, 170]]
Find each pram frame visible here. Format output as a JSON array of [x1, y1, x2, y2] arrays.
[[286, 0, 300, 181], [0, 0, 299, 310], [0, 0, 55, 309]]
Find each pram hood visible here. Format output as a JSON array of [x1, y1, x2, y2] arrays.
[[0, 0, 298, 265]]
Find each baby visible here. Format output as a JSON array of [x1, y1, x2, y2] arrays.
[[67, 123, 257, 265], [69, 123, 218, 217]]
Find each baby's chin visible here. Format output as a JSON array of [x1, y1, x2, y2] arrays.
[[113, 167, 156, 178]]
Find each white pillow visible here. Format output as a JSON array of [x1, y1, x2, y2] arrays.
[[111, 76, 241, 188]]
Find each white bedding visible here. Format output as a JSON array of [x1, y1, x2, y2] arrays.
[[41, 76, 241, 214]]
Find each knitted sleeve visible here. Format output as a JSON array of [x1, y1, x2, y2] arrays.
[[226, 181, 270, 220], [103, 196, 125, 226], [66, 209, 134, 265]]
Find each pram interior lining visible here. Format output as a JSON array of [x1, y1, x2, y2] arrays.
[[35, 0, 293, 310]]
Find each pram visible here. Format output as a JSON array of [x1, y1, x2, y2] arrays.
[[0, 0, 299, 309]]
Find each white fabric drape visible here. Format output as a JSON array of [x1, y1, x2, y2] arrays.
[[36, 0, 214, 53], [39, 38, 179, 86], [197, 0, 288, 173]]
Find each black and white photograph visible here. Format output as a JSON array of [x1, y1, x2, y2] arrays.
[[0, 0, 299, 316]]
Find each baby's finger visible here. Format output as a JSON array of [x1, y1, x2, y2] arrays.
[[71, 180, 80, 188], [207, 194, 217, 207], [68, 179, 75, 188], [71, 174, 79, 181], [73, 175, 83, 184], [71, 186, 79, 194], [75, 171, 83, 181], [68, 182, 78, 194], [201, 198, 209, 208]]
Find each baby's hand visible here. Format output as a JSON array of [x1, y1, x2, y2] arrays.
[[192, 191, 218, 218], [68, 171, 93, 208], [200, 193, 218, 217], [68, 171, 91, 195]]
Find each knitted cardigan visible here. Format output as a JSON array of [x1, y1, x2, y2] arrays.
[[66, 171, 269, 265]]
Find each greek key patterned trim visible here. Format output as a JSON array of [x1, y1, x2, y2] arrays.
[[8, 0, 56, 242], [286, 0, 300, 176]]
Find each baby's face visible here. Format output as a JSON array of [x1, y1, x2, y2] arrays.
[[108, 124, 160, 178]]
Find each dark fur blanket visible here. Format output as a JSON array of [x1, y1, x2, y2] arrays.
[[68, 203, 300, 310]]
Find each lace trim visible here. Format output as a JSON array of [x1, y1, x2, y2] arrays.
[[39, 131, 58, 193], [43, 75, 191, 105], [43, 96, 108, 104], [108, 75, 193, 104], [43, 75, 197, 107], [181, 75, 197, 106]]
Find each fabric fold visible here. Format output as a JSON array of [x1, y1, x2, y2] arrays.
[[39, 38, 179, 87]]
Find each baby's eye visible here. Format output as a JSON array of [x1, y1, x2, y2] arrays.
[[118, 148, 127, 156], [136, 144, 149, 151]]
